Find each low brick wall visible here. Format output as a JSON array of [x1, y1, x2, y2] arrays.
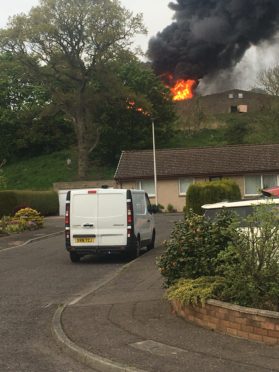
[[171, 299, 279, 345]]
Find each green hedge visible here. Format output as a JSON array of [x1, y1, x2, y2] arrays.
[[0, 190, 59, 217], [186, 179, 241, 215]]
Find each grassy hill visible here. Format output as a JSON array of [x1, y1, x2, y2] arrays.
[[3, 149, 115, 190]]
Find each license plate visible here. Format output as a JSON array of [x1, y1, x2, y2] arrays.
[[75, 238, 95, 243]]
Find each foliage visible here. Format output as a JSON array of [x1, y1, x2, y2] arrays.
[[14, 208, 44, 228], [0, 207, 44, 234], [223, 115, 249, 144], [216, 205, 279, 311], [157, 210, 234, 287], [257, 64, 279, 96], [151, 204, 164, 213], [0, 0, 146, 179], [166, 204, 177, 213], [94, 60, 177, 165], [166, 276, 224, 306], [0, 190, 59, 217], [0, 52, 74, 161], [186, 179, 241, 215]]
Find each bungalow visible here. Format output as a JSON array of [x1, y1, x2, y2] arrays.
[[114, 143, 279, 212]]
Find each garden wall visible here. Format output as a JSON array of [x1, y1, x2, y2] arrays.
[[171, 299, 279, 346]]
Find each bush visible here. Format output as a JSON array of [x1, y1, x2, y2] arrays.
[[157, 210, 234, 287], [0, 190, 58, 217], [186, 179, 241, 215], [0, 207, 44, 234], [166, 204, 177, 213], [216, 205, 279, 311], [160, 205, 279, 311], [151, 204, 164, 213], [166, 276, 224, 307], [14, 208, 44, 229]]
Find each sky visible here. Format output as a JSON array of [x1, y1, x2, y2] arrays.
[[0, 0, 278, 92], [0, 0, 174, 53]]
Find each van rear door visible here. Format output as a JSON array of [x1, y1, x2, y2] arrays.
[[70, 190, 99, 247], [97, 191, 127, 246]]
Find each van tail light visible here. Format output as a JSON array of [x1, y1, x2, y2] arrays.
[[127, 200, 133, 238], [65, 203, 70, 226], [65, 202, 71, 246]]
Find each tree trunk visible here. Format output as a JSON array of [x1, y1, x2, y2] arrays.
[[76, 115, 90, 180]]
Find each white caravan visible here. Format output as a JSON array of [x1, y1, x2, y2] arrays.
[[202, 198, 279, 222], [65, 188, 156, 262]]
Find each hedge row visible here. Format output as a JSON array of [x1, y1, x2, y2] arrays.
[[0, 190, 59, 217], [186, 179, 241, 215]]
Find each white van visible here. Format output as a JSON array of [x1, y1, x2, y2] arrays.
[[65, 188, 156, 262]]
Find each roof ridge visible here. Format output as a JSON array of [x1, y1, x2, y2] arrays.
[[121, 143, 279, 154]]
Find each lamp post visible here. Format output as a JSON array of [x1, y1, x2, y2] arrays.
[[152, 118, 158, 206]]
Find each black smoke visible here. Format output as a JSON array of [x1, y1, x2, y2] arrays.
[[148, 0, 279, 81]]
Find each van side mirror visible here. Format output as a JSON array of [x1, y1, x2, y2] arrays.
[[148, 205, 158, 214]]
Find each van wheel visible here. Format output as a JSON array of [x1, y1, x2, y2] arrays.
[[147, 230, 155, 250], [128, 239, 140, 260], [70, 252, 80, 263]]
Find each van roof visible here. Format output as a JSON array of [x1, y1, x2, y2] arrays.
[[69, 188, 143, 193], [202, 198, 279, 210]]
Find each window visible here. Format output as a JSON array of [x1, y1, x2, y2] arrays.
[[228, 93, 234, 99], [179, 178, 193, 195], [138, 179, 155, 197], [244, 175, 278, 195], [263, 175, 278, 188], [133, 193, 146, 215], [230, 106, 238, 113], [238, 93, 244, 98]]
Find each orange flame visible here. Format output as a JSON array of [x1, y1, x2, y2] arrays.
[[127, 101, 149, 116], [171, 79, 196, 101]]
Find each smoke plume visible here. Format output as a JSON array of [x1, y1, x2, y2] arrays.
[[148, 0, 279, 83]]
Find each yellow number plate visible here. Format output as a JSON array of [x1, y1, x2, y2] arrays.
[[75, 238, 95, 243]]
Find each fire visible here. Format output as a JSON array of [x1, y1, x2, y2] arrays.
[[127, 100, 149, 116], [170, 79, 196, 101]]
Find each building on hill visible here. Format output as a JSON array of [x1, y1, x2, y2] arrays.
[[177, 89, 274, 115], [114, 143, 279, 212]]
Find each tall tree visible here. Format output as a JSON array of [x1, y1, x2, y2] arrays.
[[0, 0, 146, 178], [0, 52, 74, 160], [94, 60, 177, 165], [257, 64, 279, 96]]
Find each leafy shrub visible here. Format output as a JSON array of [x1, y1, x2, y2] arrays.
[[166, 276, 224, 306], [14, 208, 44, 229], [157, 210, 234, 286], [216, 205, 279, 311], [5, 218, 27, 233], [151, 204, 164, 213], [166, 204, 177, 213], [186, 179, 241, 215]]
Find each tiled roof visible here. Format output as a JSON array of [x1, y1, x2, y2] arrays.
[[114, 144, 279, 180]]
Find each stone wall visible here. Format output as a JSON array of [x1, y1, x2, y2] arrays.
[[53, 180, 116, 191]]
